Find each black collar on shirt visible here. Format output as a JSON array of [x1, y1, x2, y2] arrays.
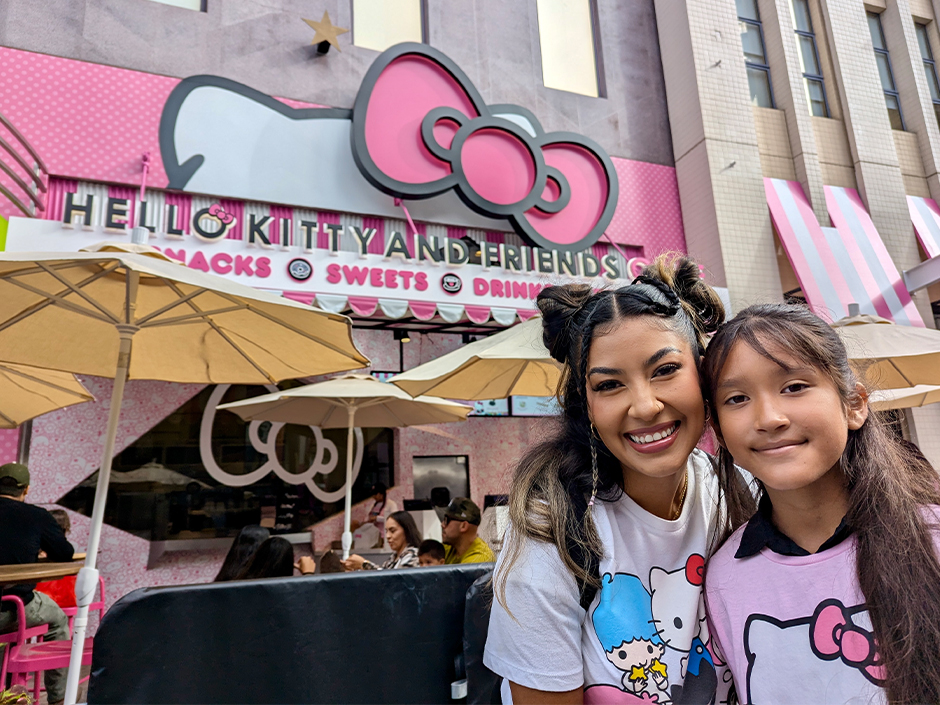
[[735, 494, 853, 558]]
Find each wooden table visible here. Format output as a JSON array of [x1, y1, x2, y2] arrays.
[[0, 561, 83, 586]]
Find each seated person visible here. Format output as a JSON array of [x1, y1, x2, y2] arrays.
[[214, 525, 270, 582], [350, 483, 398, 548], [235, 537, 295, 579], [342, 511, 421, 571], [0, 463, 74, 705], [417, 539, 446, 567], [35, 510, 78, 608], [441, 498, 495, 564]]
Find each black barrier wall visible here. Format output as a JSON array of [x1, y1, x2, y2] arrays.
[[89, 564, 493, 704]]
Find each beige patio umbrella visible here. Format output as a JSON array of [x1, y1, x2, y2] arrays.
[[218, 373, 472, 559], [869, 384, 940, 411], [0, 238, 368, 704], [389, 315, 561, 400], [832, 310, 940, 388], [0, 363, 92, 427]]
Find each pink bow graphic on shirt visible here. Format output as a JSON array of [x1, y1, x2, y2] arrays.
[[350, 43, 618, 253], [809, 599, 886, 684], [207, 203, 234, 225]]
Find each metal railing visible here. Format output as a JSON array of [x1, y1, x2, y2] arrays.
[[0, 111, 48, 217]]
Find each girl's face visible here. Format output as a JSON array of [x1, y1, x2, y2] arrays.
[[586, 316, 705, 483], [385, 518, 406, 554], [712, 340, 867, 492]]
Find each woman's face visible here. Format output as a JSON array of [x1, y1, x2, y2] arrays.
[[586, 316, 705, 484], [385, 517, 406, 554]]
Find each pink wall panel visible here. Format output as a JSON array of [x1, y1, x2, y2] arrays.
[[28, 377, 206, 614], [0, 47, 321, 191], [0, 428, 20, 464], [605, 159, 686, 256]]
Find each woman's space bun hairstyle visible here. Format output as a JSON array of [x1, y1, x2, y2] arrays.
[[537, 253, 724, 370], [495, 254, 729, 611], [536, 283, 595, 365], [641, 254, 725, 352]]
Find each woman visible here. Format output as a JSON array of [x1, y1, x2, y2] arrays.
[[350, 482, 399, 547], [236, 536, 295, 579], [343, 511, 421, 570], [483, 256, 750, 704], [214, 524, 270, 582]]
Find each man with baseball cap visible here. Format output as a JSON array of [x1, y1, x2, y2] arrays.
[[0, 462, 74, 704], [441, 497, 495, 564]]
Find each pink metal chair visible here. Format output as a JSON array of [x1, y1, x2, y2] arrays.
[[0, 599, 48, 692], [0, 594, 93, 702], [60, 576, 106, 637]]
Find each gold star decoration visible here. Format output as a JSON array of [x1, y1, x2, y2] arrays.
[[303, 11, 349, 53]]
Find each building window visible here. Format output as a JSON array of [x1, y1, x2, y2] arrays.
[[736, 0, 775, 108], [536, 0, 604, 97], [868, 12, 905, 130], [916, 23, 940, 129], [58, 384, 395, 541], [791, 0, 829, 117], [146, 0, 205, 9], [352, 0, 426, 52]]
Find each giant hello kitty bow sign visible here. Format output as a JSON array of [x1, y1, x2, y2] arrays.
[[350, 43, 618, 252], [160, 43, 618, 252]]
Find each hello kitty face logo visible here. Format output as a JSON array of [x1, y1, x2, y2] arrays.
[[650, 554, 707, 653], [351, 43, 619, 252]]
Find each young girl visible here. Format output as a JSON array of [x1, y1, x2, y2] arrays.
[[484, 256, 743, 705], [702, 303, 940, 704]]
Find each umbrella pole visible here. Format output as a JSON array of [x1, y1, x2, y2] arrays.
[[64, 326, 136, 705], [342, 406, 356, 561]]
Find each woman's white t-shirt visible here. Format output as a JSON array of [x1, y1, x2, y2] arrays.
[[484, 449, 731, 704]]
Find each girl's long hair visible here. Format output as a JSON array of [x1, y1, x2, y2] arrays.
[[702, 303, 940, 704], [214, 524, 270, 582], [494, 255, 744, 607]]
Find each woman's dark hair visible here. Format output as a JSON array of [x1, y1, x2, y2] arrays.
[[370, 482, 387, 501], [702, 303, 940, 703], [214, 525, 270, 582], [495, 254, 731, 607], [235, 536, 295, 580], [387, 510, 422, 549]]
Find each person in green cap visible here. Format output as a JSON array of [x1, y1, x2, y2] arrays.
[[0, 462, 74, 705], [441, 497, 495, 564]]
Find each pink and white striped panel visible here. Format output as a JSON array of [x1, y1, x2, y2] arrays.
[[907, 195, 940, 259], [825, 186, 922, 327], [764, 178, 853, 321], [765, 179, 922, 325]]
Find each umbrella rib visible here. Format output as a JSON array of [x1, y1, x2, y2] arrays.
[[0, 365, 90, 399], [503, 361, 530, 398], [0, 263, 123, 332], [36, 262, 122, 323], [0, 407, 17, 427], [887, 359, 915, 386], [3, 374, 72, 409], [210, 290, 368, 364], [134, 288, 216, 325], [140, 304, 248, 328], [1, 277, 119, 325], [161, 280, 278, 384]]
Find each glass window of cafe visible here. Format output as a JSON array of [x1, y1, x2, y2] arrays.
[[58, 383, 394, 541]]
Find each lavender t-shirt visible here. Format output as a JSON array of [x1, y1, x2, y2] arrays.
[[705, 527, 887, 704]]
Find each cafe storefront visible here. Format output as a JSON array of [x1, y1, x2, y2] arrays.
[[0, 42, 693, 606]]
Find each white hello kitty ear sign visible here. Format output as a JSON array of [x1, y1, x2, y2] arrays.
[[159, 43, 619, 252]]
